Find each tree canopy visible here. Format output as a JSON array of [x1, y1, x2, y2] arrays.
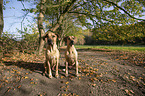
[[2, 0, 145, 53], [92, 21, 145, 45], [21, 0, 145, 30]]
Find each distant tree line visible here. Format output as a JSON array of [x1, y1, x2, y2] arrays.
[[1, 0, 145, 56], [88, 21, 145, 45]]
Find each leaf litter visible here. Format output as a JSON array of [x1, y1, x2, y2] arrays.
[[0, 49, 145, 96]]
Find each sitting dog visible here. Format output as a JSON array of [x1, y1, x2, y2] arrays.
[[63, 36, 79, 77], [43, 32, 59, 78]]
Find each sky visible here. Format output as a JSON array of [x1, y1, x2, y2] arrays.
[[3, 0, 145, 38], [3, 0, 36, 37]]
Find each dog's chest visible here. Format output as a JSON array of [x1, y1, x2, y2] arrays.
[[66, 50, 77, 59], [47, 49, 59, 59]]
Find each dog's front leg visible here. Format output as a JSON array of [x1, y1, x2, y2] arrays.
[[43, 61, 47, 76], [55, 58, 59, 78], [48, 61, 52, 78], [65, 61, 68, 77], [75, 60, 79, 77]]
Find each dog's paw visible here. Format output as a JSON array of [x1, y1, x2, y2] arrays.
[[76, 73, 80, 77], [62, 69, 65, 71], [43, 72, 47, 76], [42, 73, 45, 76], [55, 74, 59, 78], [49, 75, 53, 79], [65, 74, 68, 77]]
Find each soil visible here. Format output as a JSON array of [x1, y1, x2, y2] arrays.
[[0, 48, 145, 96]]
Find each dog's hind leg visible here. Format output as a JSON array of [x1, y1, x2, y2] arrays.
[[75, 61, 79, 77], [65, 62, 68, 77], [55, 58, 59, 78], [48, 61, 52, 78], [43, 61, 47, 76]]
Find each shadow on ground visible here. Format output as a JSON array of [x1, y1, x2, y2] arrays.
[[3, 61, 44, 73], [3, 61, 76, 77]]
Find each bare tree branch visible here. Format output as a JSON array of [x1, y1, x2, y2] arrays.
[[48, 0, 77, 32], [20, 1, 29, 33], [103, 0, 145, 21], [0, 0, 4, 37], [46, 1, 71, 8], [68, 11, 114, 23]]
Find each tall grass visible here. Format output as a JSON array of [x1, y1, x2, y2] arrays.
[[75, 45, 145, 52]]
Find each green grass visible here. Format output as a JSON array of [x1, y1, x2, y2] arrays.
[[75, 45, 145, 52]]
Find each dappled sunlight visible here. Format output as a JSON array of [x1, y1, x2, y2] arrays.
[[1, 0, 145, 95]]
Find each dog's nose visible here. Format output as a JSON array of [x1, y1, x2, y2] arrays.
[[48, 39, 52, 42], [70, 40, 74, 45], [47, 39, 53, 45]]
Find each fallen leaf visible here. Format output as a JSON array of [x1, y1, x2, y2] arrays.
[[94, 78, 98, 81], [139, 77, 143, 80], [90, 78, 94, 82], [73, 93, 76, 95], [60, 76, 64, 79], [65, 82, 69, 84], [92, 84, 96, 87], [89, 72, 93, 75], [66, 85, 69, 88], [65, 88, 68, 92], [130, 90, 134, 94], [17, 85, 21, 88], [24, 76, 28, 79], [112, 79, 116, 82], [30, 82, 35, 84], [78, 66, 81, 68], [5, 80, 8, 83], [125, 89, 129, 93], [62, 93, 67, 96], [81, 74, 84, 76]]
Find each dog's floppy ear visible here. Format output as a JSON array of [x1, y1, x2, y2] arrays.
[[55, 33, 61, 40], [63, 36, 68, 42], [55, 33, 59, 38], [72, 36, 75, 39], [43, 33, 48, 40]]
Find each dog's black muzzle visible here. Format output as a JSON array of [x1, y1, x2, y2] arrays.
[[70, 40, 74, 45], [47, 39, 53, 45]]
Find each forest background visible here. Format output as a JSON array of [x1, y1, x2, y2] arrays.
[[0, 0, 145, 55]]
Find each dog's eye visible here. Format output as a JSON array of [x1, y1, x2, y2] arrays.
[[52, 35, 55, 38]]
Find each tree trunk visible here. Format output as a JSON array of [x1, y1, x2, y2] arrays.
[[38, 0, 46, 55], [49, 0, 77, 40], [38, 0, 77, 53], [0, 0, 4, 37]]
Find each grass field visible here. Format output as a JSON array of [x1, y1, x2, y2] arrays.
[[75, 45, 145, 52]]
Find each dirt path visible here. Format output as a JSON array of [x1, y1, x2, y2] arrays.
[[0, 49, 145, 96]]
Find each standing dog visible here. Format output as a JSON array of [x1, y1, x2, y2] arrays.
[[43, 32, 59, 78], [63, 36, 79, 77]]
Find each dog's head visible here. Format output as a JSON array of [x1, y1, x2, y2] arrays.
[[43, 32, 59, 46], [63, 36, 75, 46]]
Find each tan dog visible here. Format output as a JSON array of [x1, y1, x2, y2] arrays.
[[43, 32, 59, 78], [63, 36, 79, 77]]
